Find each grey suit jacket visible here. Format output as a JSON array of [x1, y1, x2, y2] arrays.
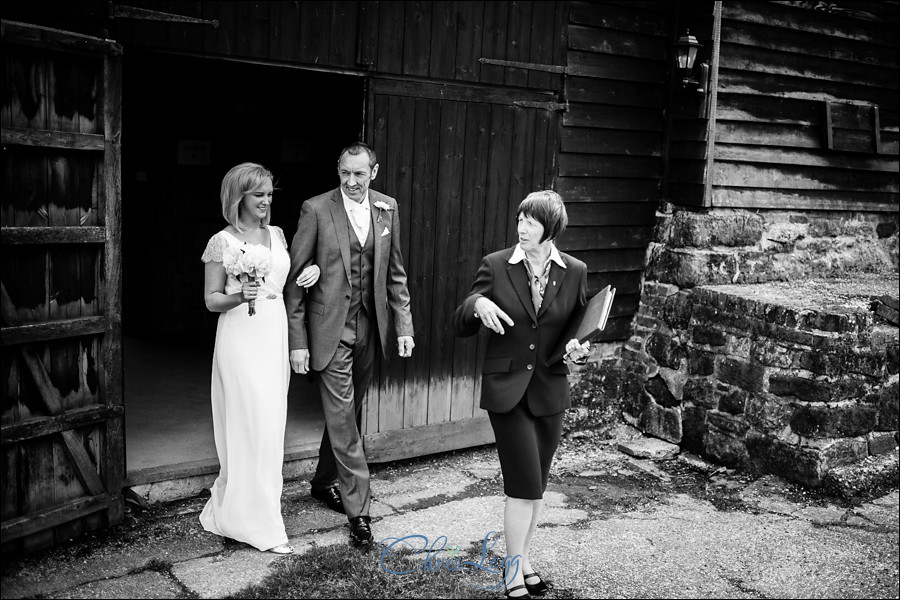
[[285, 188, 414, 371]]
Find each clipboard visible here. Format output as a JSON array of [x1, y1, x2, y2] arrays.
[[548, 285, 616, 364]]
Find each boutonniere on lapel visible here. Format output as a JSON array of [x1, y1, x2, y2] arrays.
[[373, 200, 393, 223]]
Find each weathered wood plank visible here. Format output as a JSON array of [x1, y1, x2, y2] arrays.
[[719, 42, 898, 89], [568, 24, 668, 60], [270, 0, 301, 62], [565, 202, 657, 226], [482, 105, 514, 255], [329, 1, 358, 66], [718, 69, 898, 108], [559, 154, 662, 178], [527, 0, 556, 90], [1, 405, 123, 446], [21, 346, 105, 495], [556, 177, 660, 202], [429, 1, 457, 80], [712, 161, 898, 193], [451, 101, 491, 423], [479, 0, 509, 85], [721, 17, 899, 68], [1, 227, 105, 245], [357, 0, 380, 68], [402, 1, 433, 77], [426, 100, 465, 426], [201, 1, 236, 55], [588, 270, 643, 295], [371, 77, 554, 105], [716, 94, 821, 125], [558, 225, 654, 251], [234, 1, 269, 59], [365, 417, 495, 463], [564, 102, 665, 131], [714, 143, 898, 172], [454, 0, 483, 81], [561, 127, 663, 156], [566, 50, 667, 84], [711, 188, 899, 212], [715, 121, 820, 149], [0, 20, 122, 55], [0, 493, 109, 542], [1, 317, 106, 347], [720, 2, 899, 46], [403, 98, 440, 430], [1, 128, 104, 151], [566, 75, 665, 107], [569, 1, 669, 36]]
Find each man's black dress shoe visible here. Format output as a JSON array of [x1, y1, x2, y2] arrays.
[[349, 515, 374, 549], [311, 485, 345, 514]]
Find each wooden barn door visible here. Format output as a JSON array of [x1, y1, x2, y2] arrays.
[[363, 77, 560, 461], [1, 21, 124, 554]]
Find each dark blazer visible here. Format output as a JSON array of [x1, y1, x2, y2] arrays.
[[285, 188, 414, 372], [452, 247, 588, 416]]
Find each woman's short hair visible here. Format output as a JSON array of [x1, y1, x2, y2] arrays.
[[337, 142, 377, 170], [220, 162, 273, 232], [516, 190, 568, 243]]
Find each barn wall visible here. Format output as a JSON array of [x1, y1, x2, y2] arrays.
[[556, 1, 674, 341], [711, 1, 899, 211]]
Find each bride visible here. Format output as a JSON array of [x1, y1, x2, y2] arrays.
[[199, 163, 319, 554]]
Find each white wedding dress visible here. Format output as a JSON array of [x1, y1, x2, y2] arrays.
[[199, 226, 290, 551]]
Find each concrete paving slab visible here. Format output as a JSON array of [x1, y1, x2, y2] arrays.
[[0, 523, 222, 599], [373, 467, 478, 511], [46, 570, 182, 599], [617, 437, 680, 459], [171, 548, 282, 599]]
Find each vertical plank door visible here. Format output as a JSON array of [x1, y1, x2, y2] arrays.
[[363, 76, 561, 461], [1, 20, 124, 556]]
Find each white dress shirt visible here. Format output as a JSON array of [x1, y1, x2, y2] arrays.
[[340, 189, 371, 245]]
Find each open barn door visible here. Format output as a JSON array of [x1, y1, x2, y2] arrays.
[[363, 76, 561, 461], [1, 20, 124, 555]]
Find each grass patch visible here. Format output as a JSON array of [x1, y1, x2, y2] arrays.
[[228, 542, 510, 599]]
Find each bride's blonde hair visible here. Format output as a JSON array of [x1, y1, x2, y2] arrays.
[[220, 162, 274, 232]]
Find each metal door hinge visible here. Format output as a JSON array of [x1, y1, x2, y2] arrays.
[[110, 4, 219, 27]]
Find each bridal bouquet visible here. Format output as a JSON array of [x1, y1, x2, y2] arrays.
[[222, 244, 272, 316]]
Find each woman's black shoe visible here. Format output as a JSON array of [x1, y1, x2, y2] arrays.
[[505, 584, 532, 599], [524, 572, 550, 596]]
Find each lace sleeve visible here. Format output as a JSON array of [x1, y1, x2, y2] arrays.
[[201, 233, 226, 263], [273, 226, 288, 250]]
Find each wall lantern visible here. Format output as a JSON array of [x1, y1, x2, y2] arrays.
[[674, 30, 708, 94]]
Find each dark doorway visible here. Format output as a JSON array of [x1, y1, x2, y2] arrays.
[[121, 51, 364, 481]]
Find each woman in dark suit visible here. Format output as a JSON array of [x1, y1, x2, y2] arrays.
[[453, 191, 590, 599]]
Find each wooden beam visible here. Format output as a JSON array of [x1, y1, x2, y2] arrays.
[[0, 20, 122, 54], [2, 405, 125, 446], [1, 317, 107, 346], [0, 494, 110, 542], [21, 346, 107, 496], [1, 128, 105, 151], [371, 77, 555, 105], [365, 417, 496, 463], [1, 227, 106, 245]]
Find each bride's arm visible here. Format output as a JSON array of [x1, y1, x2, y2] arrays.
[[204, 261, 255, 313]]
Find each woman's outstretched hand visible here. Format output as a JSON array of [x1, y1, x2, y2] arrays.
[[474, 297, 514, 335]]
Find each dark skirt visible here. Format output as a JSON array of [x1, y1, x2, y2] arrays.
[[488, 395, 564, 500]]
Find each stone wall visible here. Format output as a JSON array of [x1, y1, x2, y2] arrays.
[[617, 205, 900, 487]]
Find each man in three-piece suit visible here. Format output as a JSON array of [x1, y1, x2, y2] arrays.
[[285, 142, 415, 549]]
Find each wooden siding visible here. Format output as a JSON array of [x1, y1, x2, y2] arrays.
[[712, 1, 899, 210], [364, 78, 559, 442], [1, 21, 124, 556], [558, 1, 673, 339]]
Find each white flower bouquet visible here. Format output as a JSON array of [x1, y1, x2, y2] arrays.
[[222, 244, 272, 316]]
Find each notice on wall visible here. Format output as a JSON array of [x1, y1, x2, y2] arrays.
[[177, 140, 211, 166]]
